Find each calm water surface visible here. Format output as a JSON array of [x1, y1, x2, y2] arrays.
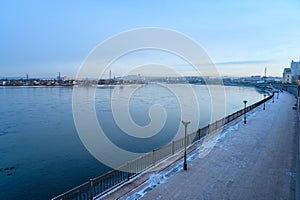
[[0, 84, 264, 199]]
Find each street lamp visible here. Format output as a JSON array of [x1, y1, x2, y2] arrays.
[[243, 100, 247, 124], [182, 120, 190, 171], [263, 94, 266, 110]]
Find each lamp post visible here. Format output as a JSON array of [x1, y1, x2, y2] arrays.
[[263, 94, 266, 110], [182, 120, 190, 171], [243, 100, 247, 124], [272, 92, 274, 103]]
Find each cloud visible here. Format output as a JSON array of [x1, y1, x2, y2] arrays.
[[216, 60, 271, 66]]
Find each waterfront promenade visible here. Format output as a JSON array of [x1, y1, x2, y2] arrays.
[[102, 91, 297, 200]]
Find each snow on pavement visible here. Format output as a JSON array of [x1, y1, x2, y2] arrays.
[[138, 92, 297, 200]]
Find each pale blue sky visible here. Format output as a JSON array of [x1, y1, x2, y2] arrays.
[[0, 0, 300, 78]]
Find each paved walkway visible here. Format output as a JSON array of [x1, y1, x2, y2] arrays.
[[102, 92, 297, 200]]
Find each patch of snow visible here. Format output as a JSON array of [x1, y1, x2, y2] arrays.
[[217, 109, 259, 142], [286, 171, 296, 181], [127, 174, 168, 200]]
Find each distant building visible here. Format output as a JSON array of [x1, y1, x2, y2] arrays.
[[240, 76, 262, 84], [290, 60, 300, 83], [282, 68, 292, 83], [247, 75, 262, 83]]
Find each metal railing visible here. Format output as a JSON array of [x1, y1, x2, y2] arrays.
[[52, 93, 274, 200]]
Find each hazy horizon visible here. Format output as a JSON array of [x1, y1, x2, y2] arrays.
[[1, 1, 300, 78]]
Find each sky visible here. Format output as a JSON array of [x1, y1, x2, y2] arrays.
[[0, 0, 300, 78]]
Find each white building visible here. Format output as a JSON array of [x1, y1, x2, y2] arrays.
[[290, 60, 300, 83], [282, 68, 292, 83]]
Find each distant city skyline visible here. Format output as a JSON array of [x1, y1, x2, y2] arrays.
[[1, 1, 300, 78]]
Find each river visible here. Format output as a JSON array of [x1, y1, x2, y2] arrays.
[[0, 84, 264, 199]]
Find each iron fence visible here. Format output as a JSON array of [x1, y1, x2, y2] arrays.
[[52, 93, 274, 200]]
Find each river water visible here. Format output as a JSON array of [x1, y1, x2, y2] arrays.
[[0, 84, 264, 199]]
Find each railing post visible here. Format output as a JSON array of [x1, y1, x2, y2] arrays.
[[127, 162, 130, 181], [172, 141, 175, 154], [89, 179, 93, 200], [207, 124, 210, 134], [152, 149, 156, 166]]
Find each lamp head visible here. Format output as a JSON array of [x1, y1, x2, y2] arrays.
[[243, 100, 247, 104], [181, 120, 191, 126]]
